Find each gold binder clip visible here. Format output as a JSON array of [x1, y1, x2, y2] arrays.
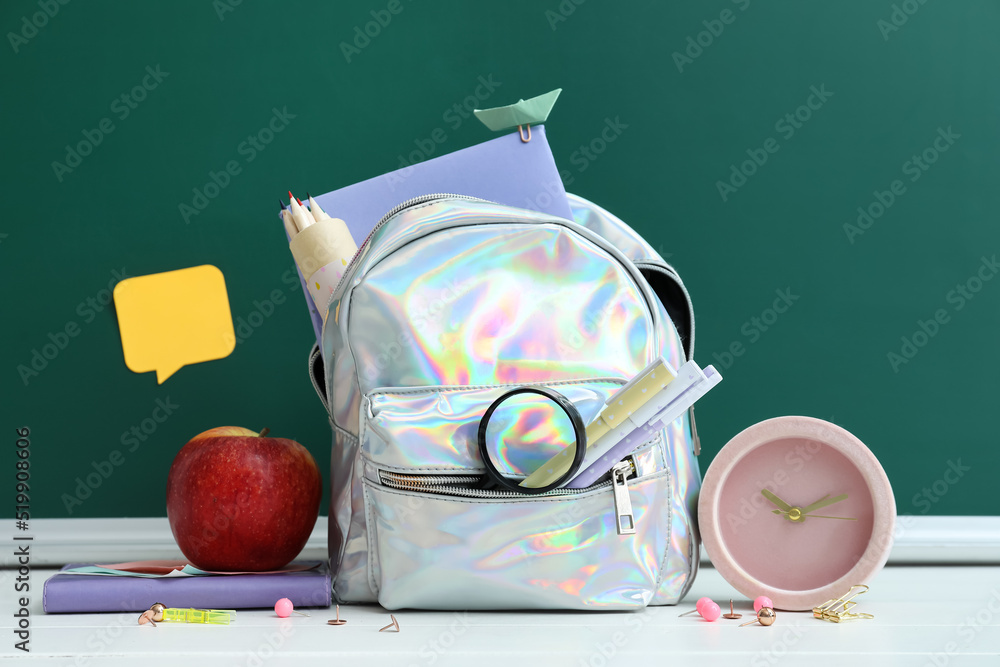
[[813, 584, 874, 623]]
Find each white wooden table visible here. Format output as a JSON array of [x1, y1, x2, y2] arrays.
[[4, 565, 999, 666]]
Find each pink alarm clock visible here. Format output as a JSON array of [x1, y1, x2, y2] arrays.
[[698, 416, 895, 611]]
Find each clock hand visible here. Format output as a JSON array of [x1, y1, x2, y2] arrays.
[[805, 493, 829, 507], [800, 493, 848, 516], [772, 509, 856, 521], [760, 489, 793, 512], [770, 497, 830, 514]]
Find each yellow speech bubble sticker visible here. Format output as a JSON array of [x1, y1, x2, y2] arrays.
[[113, 265, 235, 383]]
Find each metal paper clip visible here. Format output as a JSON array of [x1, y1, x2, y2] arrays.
[[813, 584, 874, 622]]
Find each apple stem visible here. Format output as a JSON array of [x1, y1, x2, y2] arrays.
[[258, 428, 270, 437]]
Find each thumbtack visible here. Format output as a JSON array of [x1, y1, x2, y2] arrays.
[[679, 597, 713, 617], [740, 607, 776, 627], [138, 602, 166, 626], [722, 599, 742, 619], [327, 605, 347, 626], [379, 614, 400, 632], [274, 598, 309, 618], [754, 596, 773, 613], [698, 600, 721, 622], [679, 597, 721, 621]]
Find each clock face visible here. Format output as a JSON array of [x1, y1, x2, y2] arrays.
[[699, 417, 894, 610], [716, 438, 875, 592]]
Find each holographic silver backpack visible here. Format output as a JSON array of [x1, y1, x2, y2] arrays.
[[311, 193, 701, 610]]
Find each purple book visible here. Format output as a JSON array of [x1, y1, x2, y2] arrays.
[[295, 125, 572, 345], [312, 124, 572, 246], [43, 561, 331, 613]]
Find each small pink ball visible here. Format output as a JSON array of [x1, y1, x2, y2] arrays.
[[754, 596, 773, 613], [274, 598, 294, 618], [700, 601, 721, 622], [695, 596, 713, 611]]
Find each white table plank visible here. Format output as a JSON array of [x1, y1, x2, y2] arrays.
[[2, 566, 999, 666]]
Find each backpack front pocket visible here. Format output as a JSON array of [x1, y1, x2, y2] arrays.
[[359, 381, 673, 610], [363, 469, 671, 610]]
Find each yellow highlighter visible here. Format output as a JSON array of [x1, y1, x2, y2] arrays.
[[138, 603, 236, 626], [521, 359, 677, 489]]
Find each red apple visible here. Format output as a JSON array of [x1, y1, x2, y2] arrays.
[[166, 426, 322, 571]]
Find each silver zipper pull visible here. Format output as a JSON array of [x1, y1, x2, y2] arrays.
[[612, 460, 636, 536]]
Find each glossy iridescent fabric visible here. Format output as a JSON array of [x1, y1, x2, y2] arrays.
[[363, 472, 673, 610], [324, 195, 700, 609], [569, 193, 702, 601], [363, 381, 620, 474]]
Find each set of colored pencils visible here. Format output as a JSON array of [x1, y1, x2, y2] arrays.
[[280, 191, 333, 239]]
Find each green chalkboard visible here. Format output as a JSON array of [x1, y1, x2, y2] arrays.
[[3, 0, 998, 519]]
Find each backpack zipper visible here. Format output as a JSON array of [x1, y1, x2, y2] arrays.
[[377, 472, 481, 489], [376, 193, 492, 229], [611, 459, 637, 535], [378, 458, 638, 535]]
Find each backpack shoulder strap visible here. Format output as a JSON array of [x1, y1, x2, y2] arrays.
[[566, 193, 694, 360]]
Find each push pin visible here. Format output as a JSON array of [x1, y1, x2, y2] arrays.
[[722, 599, 742, 620], [138, 602, 166, 626], [678, 597, 720, 621], [274, 598, 309, 618], [327, 605, 347, 626], [379, 614, 400, 632], [740, 607, 776, 627], [678, 597, 713, 617]]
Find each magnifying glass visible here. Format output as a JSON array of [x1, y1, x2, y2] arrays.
[[476, 386, 587, 495]]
